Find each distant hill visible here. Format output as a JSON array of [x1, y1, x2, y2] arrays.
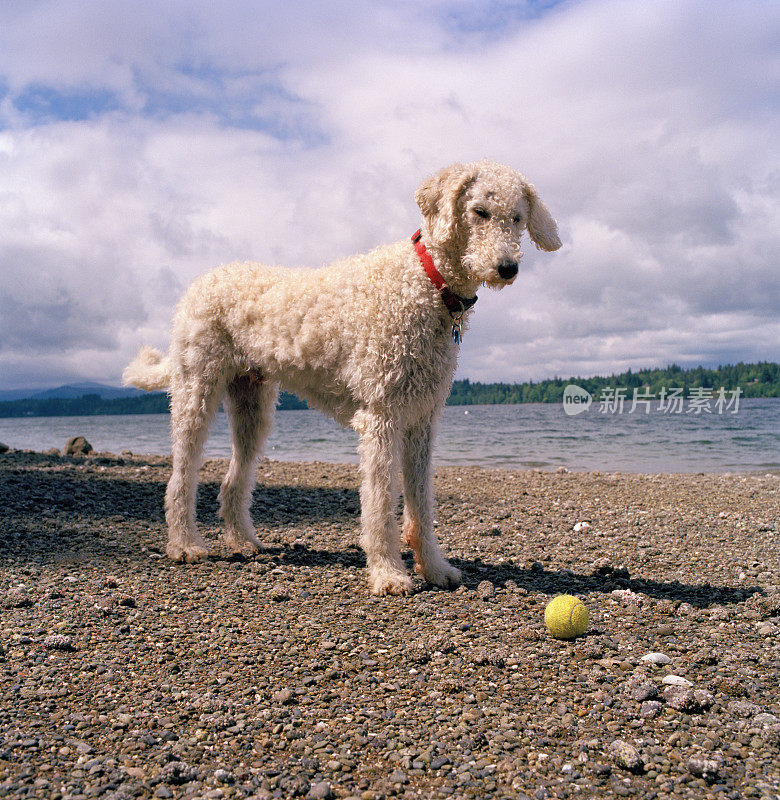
[[0, 386, 308, 417], [0, 382, 145, 402], [33, 382, 147, 401]]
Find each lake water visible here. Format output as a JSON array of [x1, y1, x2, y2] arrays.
[[1, 398, 778, 473]]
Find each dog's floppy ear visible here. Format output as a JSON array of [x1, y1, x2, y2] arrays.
[[524, 183, 562, 252], [415, 163, 476, 245]]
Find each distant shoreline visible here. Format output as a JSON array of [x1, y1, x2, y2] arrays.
[[1, 361, 778, 418]]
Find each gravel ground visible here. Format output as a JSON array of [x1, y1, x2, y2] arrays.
[[1, 448, 779, 800]]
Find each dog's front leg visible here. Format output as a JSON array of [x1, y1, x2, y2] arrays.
[[401, 414, 461, 589], [354, 411, 412, 595]]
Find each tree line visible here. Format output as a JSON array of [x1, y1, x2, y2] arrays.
[[446, 361, 780, 405], [0, 390, 307, 418], [0, 361, 777, 417]]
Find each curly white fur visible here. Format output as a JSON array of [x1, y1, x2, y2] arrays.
[[123, 160, 561, 595]]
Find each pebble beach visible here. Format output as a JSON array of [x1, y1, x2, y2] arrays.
[[1, 448, 779, 800]]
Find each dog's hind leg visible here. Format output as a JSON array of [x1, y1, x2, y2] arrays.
[[355, 411, 412, 595], [219, 373, 279, 555], [165, 375, 223, 562], [401, 414, 461, 589]]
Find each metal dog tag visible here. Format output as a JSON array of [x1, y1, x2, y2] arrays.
[[452, 319, 462, 345]]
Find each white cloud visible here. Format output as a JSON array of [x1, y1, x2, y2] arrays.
[[0, 0, 777, 389]]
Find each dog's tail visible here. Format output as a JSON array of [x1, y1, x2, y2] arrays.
[[122, 346, 172, 391]]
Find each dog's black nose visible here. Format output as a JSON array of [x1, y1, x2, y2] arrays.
[[497, 261, 519, 280]]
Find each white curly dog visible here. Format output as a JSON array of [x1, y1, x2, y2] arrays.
[[123, 160, 561, 595]]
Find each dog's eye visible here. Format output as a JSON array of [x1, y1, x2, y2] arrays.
[[473, 208, 490, 220], [512, 215, 522, 224]]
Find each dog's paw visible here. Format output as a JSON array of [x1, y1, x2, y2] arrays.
[[423, 561, 462, 590], [221, 531, 262, 556], [369, 569, 413, 596], [166, 542, 210, 563]]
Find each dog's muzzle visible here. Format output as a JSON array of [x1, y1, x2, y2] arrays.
[[496, 261, 519, 280]]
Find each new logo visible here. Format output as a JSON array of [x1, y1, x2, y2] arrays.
[[562, 384, 592, 416]]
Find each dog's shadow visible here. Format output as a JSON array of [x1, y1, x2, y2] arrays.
[[255, 540, 758, 609], [0, 454, 762, 608]]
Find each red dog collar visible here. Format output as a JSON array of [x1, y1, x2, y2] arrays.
[[412, 229, 477, 315]]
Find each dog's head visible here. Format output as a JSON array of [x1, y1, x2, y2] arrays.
[[415, 160, 561, 290]]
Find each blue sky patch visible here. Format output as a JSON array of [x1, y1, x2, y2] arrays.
[[5, 65, 327, 146], [443, 0, 567, 34], [14, 84, 122, 123], [138, 65, 327, 145]]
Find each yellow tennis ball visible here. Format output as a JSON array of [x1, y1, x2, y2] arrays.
[[544, 594, 589, 639]]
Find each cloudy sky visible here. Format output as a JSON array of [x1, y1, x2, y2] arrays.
[[0, 0, 777, 391]]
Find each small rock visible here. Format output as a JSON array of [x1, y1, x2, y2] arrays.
[[641, 652, 671, 666], [405, 642, 430, 664], [608, 739, 644, 773], [661, 674, 692, 687], [65, 435, 93, 455], [640, 700, 663, 719], [691, 648, 717, 665], [753, 712, 780, 727], [213, 768, 234, 784], [577, 642, 605, 660], [123, 766, 146, 779], [687, 757, 720, 782], [273, 688, 295, 705], [747, 592, 780, 619], [727, 700, 761, 717], [430, 756, 451, 770], [470, 647, 506, 668], [693, 689, 715, 709], [389, 769, 408, 785], [630, 681, 659, 701], [662, 685, 712, 712], [573, 522, 591, 532], [157, 762, 198, 785], [757, 622, 778, 636], [3, 588, 32, 608], [280, 775, 310, 797], [611, 588, 641, 604], [476, 580, 495, 600], [44, 634, 74, 651], [93, 598, 116, 615], [714, 676, 748, 697], [663, 686, 696, 710], [154, 786, 173, 799], [270, 584, 290, 602], [307, 780, 334, 799]]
